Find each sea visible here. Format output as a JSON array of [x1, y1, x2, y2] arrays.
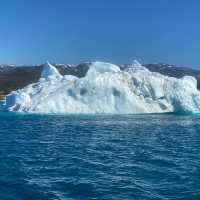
[[0, 112, 200, 200]]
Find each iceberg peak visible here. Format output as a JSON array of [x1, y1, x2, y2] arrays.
[[128, 59, 148, 71], [133, 60, 142, 67], [86, 61, 120, 77], [41, 61, 62, 80]]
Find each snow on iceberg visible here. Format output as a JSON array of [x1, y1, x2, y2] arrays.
[[87, 61, 120, 75], [3, 61, 200, 114]]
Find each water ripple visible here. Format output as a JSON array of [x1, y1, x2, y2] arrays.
[[0, 113, 200, 199]]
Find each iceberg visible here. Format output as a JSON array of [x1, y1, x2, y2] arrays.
[[3, 61, 200, 114]]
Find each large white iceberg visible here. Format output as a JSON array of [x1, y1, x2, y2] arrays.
[[3, 61, 200, 114]]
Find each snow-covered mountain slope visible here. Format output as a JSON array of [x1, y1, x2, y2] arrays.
[[2, 61, 200, 114]]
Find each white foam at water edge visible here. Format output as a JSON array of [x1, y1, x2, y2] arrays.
[[3, 61, 200, 114]]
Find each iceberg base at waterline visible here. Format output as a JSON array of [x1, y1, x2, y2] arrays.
[[2, 61, 200, 114]]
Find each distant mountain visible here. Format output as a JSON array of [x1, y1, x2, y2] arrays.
[[0, 63, 200, 97]]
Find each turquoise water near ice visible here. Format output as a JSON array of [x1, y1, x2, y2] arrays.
[[0, 113, 200, 200]]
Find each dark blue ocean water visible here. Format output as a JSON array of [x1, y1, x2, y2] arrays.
[[0, 113, 200, 200]]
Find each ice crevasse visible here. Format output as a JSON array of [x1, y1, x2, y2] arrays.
[[3, 61, 200, 114]]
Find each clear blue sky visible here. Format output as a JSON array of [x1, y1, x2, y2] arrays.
[[0, 0, 200, 67]]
